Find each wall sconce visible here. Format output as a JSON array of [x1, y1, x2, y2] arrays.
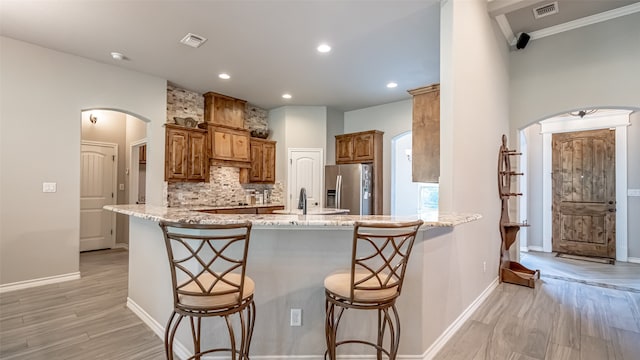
[[405, 149, 412, 162], [89, 114, 98, 124]]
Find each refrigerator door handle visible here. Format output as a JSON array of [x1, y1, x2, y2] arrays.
[[336, 175, 342, 209]]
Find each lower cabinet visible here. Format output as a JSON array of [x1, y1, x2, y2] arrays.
[[165, 124, 208, 182]]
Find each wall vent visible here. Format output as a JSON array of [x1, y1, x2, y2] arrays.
[[180, 33, 207, 48], [533, 2, 559, 19]]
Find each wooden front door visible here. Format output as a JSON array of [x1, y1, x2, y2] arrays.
[[552, 129, 615, 258]]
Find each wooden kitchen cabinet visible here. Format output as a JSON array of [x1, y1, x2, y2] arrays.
[[204, 92, 246, 129], [335, 130, 383, 164], [240, 138, 276, 184], [165, 124, 208, 182], [207, 125, 251, 168], [408, 83, 439, 183]]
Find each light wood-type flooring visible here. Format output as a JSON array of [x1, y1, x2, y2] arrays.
[[2, 249, 640, 359], [0, 249, 165, 359]]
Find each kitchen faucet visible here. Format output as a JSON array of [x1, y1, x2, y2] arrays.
[[297, 187, 307, 215]]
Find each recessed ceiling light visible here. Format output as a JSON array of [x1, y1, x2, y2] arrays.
[[317, 43, 331, 53], [180, 33, 207, 48], [218, 73, 231, 80], [386, 82, 398, 88], [110, 52, 125, 60], [282, 93, 292, 99]]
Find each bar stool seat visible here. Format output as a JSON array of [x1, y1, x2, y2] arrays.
[[324, 220, 423, 360], [160, 221, 255, 360], [179, 273, 255, 309]]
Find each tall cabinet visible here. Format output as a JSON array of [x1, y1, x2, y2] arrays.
[[408, 83, 440, 183], [498, 134, 539, 288]]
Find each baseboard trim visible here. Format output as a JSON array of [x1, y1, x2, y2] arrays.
[[627, 257, 640, 264], [420, 277, 500, 360], [113, 243, 129, 250], [126, 297, 191, 359], [526, 246, 544, 252], [0, 272, 80, 293]]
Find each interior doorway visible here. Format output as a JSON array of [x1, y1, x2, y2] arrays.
[[80, 109, 147, 250], [130, 140, 147, 205]]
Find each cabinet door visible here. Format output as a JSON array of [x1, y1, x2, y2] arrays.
[[262, 142, 276, 183], [187, 131, 207, 181], [212, 129, 233, 159], [411, 87, 440, 183], [249, 142, 263, 182], [166, 128, 188, 181], [353, 133, 375, 162], [231, 133, 250, 161], [335, 135, 353, 163]]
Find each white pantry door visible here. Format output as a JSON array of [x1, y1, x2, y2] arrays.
[[288, 148, 324, 210], [80, 142, 116, 251]]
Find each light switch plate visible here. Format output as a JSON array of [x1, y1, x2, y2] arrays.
[[42, 182, 57, 193], [119, 184, 125, 191], [628, 189, 640, 197]]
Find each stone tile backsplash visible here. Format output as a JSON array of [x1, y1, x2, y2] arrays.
[[167, 167, 283, 207], [165, 85, 277, 207]]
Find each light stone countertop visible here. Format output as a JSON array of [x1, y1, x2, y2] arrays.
[[105, 204, 481, 229]]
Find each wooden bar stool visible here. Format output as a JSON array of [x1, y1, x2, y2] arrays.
[[324, 220, 423, 359], [159, 221, 255, 360]]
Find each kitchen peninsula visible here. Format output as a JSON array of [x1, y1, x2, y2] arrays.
[[106, 204, 480, 357]]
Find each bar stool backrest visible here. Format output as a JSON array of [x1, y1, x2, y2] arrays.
[[159, 221, 253, 312], [350, 220, 423, 302]]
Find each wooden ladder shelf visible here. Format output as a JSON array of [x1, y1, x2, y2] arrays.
[[498, 134, 540, 288]]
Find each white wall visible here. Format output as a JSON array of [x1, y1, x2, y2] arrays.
[[0, 37, 166, 286], [392, 131, 421, 215], [268, 106, 327, 208], [427, 0, 510, 350], [344, 99, 413, 214], [629, 112, 640, 259], [325, 107, 344, 166], [510, 12, 640, 129], [524, 124, 544, 250]]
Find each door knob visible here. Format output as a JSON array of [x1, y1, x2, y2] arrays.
[[608, 208, 616, 212], [608, 201, 614, 205]]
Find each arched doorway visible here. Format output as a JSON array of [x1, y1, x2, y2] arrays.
[[80, 109, 148, 251]]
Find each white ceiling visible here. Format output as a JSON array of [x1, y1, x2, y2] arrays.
[[0, 1, 441, 112]]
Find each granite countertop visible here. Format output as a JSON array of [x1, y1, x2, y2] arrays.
[[104, 204, 481, 229], [272, 208, 349, 215]]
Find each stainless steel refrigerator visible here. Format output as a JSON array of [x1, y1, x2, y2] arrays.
[[325, 164, 373, 215]]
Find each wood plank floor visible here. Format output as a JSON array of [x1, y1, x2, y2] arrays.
[[2, 249, 639, 359], [0, 249, 165, 360]]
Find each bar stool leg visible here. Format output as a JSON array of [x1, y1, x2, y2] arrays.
[[189, 317, 202, 360], [167, 314, 184, 360], [224, 315, 237, 360], [377, 309, 385, 360], [165, 312, 177, 360], [324, 300, 336, 360], [244, 300, 256, 358]]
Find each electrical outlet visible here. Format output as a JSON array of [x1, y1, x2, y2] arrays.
[[483, 261, 487, 273], [290, 308, 302, 327], [119, 183, 125, 191]]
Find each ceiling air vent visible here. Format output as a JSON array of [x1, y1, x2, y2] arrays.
[[179, 33, 207, 48], [533, 1, 559, 19]]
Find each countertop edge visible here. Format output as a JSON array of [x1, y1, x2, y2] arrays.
[[105, 204, 482, 228]]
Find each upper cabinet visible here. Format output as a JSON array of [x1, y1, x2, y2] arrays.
[[207, 125, 251, 167], [335, 130, 383, 164], [408, 83, 440, 183], [203, 92, 251, 167], [335, 130, 384, 214], [240, 138, 276, 184], [165, 124, 208, 182], [204, 92, 246, 129]]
